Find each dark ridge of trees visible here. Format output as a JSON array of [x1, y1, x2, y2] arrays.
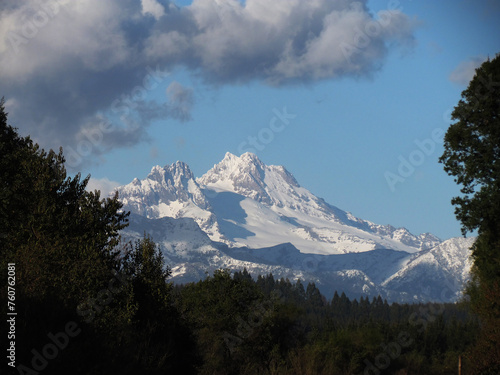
[[174, 269, 480, 375]]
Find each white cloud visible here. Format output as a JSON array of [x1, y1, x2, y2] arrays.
[[0, 0, 418, 168], [86, 177, 122, 197], [0, 0, 131, 79], [146, 0, 418, 84], [141, 0, 165, 20], [4, 97, 20, 113], [0, 0, 419, 88], [449, 56, 487, 85]]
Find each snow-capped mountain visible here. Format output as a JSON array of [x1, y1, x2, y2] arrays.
[[115, 152, 474, 302], [117, 161, 220, 238], [117, 152, 440, 254], [381, 237, 476, 301]]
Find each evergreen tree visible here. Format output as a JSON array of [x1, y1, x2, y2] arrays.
[[0, 98, 130, 373], [305, 282, 324, 308], [120, 235, 198, 373], [439, 54, 500, 374]]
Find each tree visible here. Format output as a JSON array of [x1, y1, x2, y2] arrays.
[[119, 235, 198, 373], [122, 235, 173, 316], [439, 54, 500, 374], [439, 55, 500, 238], [0, 97, 129, 303], [0, 98, 131, 373]]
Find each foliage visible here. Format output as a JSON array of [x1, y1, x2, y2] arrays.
[[117, 235, 198, 373], [439, 55, 500, 374], [174, 270, 479, 375], [439, 54, 500, 237]]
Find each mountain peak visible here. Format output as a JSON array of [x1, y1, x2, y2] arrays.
[[219, 151, 265, 170], [198, 152, 270, 203], [223, 151, 259, 160], [240, 151, 262, 163], [116, 159, 210, 219], [223, 151, 237, 160], [147, 161, 194, 183]]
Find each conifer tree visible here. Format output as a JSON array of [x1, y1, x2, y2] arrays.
[[0, 98, 130, 373], [439, 54, 500, 374]]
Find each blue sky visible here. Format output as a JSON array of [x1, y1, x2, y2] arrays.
[[1, 0, 499, 240]]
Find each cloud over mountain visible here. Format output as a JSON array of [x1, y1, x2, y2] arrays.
[[0, 0, 417, 167]]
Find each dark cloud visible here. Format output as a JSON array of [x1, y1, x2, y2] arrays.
[[166, 81, 194, 121], [0, 0, 417, 169]]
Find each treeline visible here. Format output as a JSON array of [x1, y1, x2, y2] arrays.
[[174, 269, 479, 375], [0, 100, 481, 374]]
